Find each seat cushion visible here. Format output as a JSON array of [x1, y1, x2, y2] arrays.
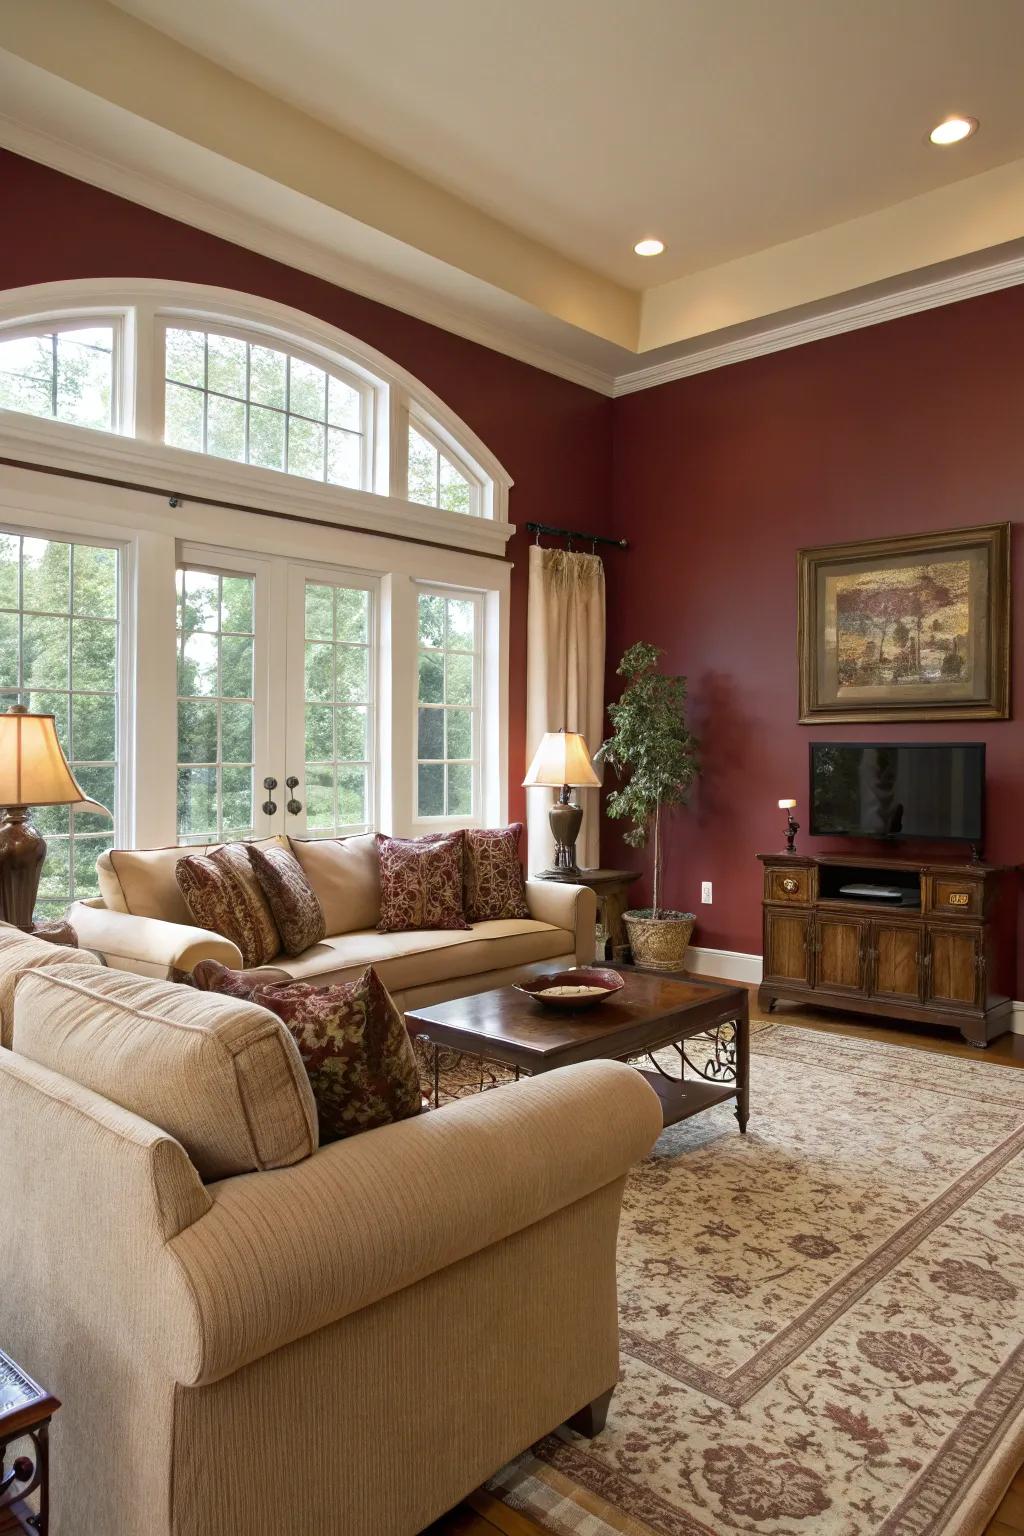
[[176, 844, 281, 968], [246, 842, 325, 956], [11, 965, 318, 1181], [288, 832, 380, 935], [194, 962, 422, 1144], [268, 918, 570, 993], [377, 832, 469, 933], [99, 837, 285, 925], [0, 922, 102, 1049]]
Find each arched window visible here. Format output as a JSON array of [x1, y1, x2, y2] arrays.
[[161, 322, 373, 490], [0, 319, 117, 431], [0, 281, 512, 549]]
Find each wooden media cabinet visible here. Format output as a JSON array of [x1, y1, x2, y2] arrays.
[[757, 851, 1017, 1047]]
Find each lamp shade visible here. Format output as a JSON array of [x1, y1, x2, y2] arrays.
[[523, 730, 600, 789], [0, 707, 108, 810]]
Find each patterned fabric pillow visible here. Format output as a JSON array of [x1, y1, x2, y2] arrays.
[[376, 832, 469, 933], [246, 842, 326, 955], [175, 843, 281, 968], [193, 960, 422, 1143], [463, 824, 530, 922]]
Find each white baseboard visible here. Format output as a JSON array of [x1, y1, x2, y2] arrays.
[[686, 945, 763, 986], [687, 945, 1024, 1036]]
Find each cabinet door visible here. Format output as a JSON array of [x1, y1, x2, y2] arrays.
[[763, 909, 812, 988], [925, 926, 983, 1010], [814, 916, 868, 995], [871, 922, 923, 1006]]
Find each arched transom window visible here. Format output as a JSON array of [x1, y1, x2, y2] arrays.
[[0, 282, 512, 549]]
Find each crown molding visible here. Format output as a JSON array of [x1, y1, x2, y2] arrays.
[[5, 111, 1024, 403], [0, 112, 619, 398], [612, 251, 1024, 396]]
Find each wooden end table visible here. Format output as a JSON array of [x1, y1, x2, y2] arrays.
[[0, 1350, 58, 1535], [406, 964, 749, 1133], [536, 868, 641, 962]]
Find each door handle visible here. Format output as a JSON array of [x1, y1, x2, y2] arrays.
[[262, 776, 278, 815], [285, 775, 302, 815]]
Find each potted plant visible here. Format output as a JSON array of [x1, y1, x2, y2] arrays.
[[598, 642, 700, 971]]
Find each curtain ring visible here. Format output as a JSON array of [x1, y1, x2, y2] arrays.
[[533, 526, 541, 545], [567, 534, 575, 552], [591, 537, 598, 555]]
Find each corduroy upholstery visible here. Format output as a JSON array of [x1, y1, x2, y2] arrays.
[[0, 955, 661, 1536]]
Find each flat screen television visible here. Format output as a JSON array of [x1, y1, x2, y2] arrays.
[[809, 742, 985, 844]]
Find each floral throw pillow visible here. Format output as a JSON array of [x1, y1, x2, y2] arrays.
[[175, 843, 281, 968], [463, 825, 530, 921], [376, 832, 469, 933], [246, 842, 326, 956], [193, 960, 422, 1142]]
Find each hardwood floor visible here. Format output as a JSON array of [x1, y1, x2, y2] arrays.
[[429, 988, 1024, 1536]]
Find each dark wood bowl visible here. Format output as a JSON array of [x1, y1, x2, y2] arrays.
[[514, 967, 625, 1010]]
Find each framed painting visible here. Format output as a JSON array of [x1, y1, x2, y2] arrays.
[[798, 523, 1011, 723]]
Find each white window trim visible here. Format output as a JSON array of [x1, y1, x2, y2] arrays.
[[0, 508, 135, 854], [159, 318, 377, 495], [411, 581, 485, 830], [0, 309, 132, 436], [407, 412, 484, 518], [0, 280, 514, 559]]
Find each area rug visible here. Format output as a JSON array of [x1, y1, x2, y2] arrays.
[[441, 1023, 1024, 1536]]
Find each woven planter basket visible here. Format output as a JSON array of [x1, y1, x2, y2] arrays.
[[623, 910, 696, 972]]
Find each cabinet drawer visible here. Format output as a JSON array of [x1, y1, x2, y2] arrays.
[[923, 874, 984, 919], [764, 866, 814, 905]]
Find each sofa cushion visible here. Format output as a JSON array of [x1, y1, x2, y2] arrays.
[[11, 966, 318, 1181], [288, 832, 380, 935], [0, 922, 102, 1049], [266, 918, 571, 993], [246, 842, 326, 956], [377, 832, 469, 933], [99, 837, 285, 925], [194, 962, 422, 1143], [176, 844, 281, 968]]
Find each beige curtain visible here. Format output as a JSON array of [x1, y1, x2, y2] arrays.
[[525, 546, 606, 874]]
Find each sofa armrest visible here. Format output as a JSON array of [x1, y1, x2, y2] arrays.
[[525, 879, 597, 964], [169, 1059, 661, 1386], [68, 899, 243, 976]]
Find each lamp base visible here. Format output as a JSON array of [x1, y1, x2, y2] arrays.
[[0, 807, 46, 930], [549, 795, 583, 876]]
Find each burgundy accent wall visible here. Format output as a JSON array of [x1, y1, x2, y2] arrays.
[[609, 288, 1024, 969], [0, 150, 615, 826]]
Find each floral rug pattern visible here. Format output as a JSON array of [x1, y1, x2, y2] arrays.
[[447, 1023, 1024, 1536]]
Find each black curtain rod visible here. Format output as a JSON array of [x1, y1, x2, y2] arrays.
[[0, 458, 511, 562], [525, 521, 628, 550]]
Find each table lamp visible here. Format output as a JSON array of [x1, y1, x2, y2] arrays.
[[779, 798, 799, 854], [0, 704, 110, 930], [523, 729, 600, 875]]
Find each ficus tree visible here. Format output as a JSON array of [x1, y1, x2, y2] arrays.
[[597, 642, 699, 919]]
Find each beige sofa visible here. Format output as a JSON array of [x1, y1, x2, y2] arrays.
[[69, 833, 597, 1008], [0, 930, 662, 1536]]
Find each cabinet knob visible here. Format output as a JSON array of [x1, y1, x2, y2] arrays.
[[782, 877, 799, 894]]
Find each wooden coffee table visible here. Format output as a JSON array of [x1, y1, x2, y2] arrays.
[[406, 965, 749, 1133]]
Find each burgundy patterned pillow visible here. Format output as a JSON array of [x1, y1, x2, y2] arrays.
[[463, 825, 530, 921], [193, 960, 422, 1143], [376, 833, 469, 933], [175, 844, 281, 967], [246, 842, 326, 956]]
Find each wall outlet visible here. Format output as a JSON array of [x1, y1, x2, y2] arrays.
[[701, 881, 713, 904]]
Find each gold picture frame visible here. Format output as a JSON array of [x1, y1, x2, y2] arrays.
[[798, 523, 1011, 724]]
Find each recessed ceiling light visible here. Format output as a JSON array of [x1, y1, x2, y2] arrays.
[[633, 238, 665, 257], [929, 115, 978, 146]]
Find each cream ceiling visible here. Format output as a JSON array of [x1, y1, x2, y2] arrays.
[[109, 0, 1024, 287], [2, 0, 1024, 391]]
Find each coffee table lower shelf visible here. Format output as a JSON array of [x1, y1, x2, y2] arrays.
[[635, 1071, 739, 1127]]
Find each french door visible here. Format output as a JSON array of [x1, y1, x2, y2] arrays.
[[176, 546, 376, 845]]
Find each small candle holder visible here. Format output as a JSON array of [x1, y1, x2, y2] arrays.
[[779, 799, 799, 854]]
